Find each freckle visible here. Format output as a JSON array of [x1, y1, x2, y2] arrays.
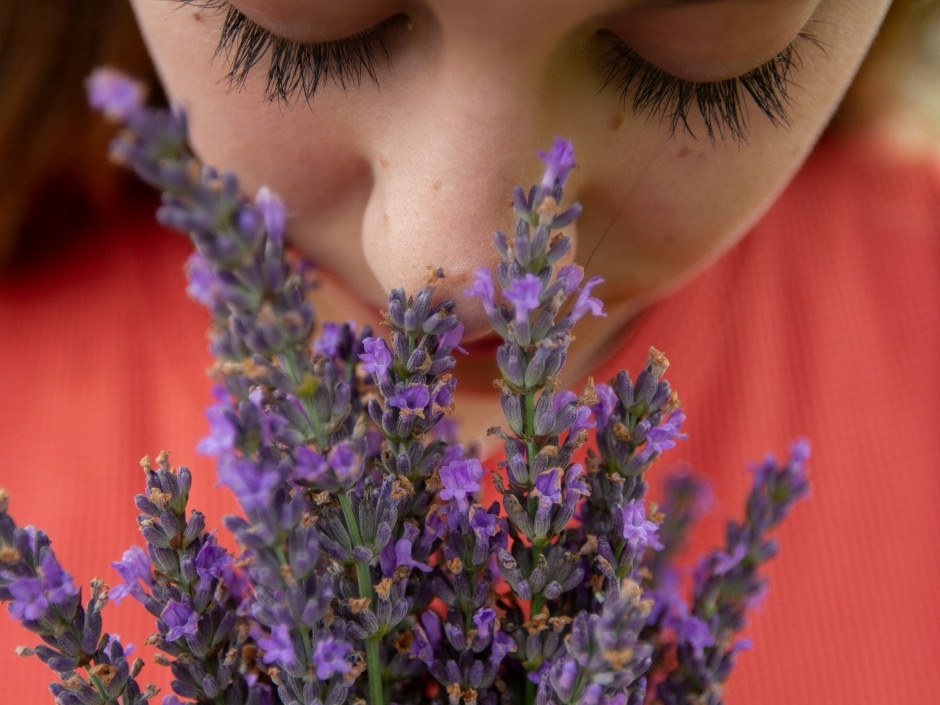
[[193, 11, 205, 22], [432, 180, 442, 191], [677, 146, 693, 158], [608, 114, 624, 132], [380, 154, 389, 169]]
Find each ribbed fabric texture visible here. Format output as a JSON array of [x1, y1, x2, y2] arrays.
[[1, 133, 938, 703]]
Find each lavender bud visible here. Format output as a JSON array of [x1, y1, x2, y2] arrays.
[[501, 392, 525, 436]]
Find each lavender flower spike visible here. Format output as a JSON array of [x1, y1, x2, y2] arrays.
[[538, 137, 577, 188], [86, 67, 146, 122]]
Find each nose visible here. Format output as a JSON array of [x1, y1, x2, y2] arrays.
[[359, 26, 580, 341]]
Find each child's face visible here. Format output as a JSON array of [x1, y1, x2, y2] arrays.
[[131, 0, 889, 347]]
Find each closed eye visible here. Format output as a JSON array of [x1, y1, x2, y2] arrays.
[[597, 29, 824, 144], [170, 0, 404, 106]]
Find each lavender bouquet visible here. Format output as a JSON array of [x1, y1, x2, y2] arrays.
[[0, 69, 810, 705]]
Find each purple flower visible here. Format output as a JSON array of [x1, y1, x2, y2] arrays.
[[254, 186, 286, 244], [465, 267, 496, 315], [162, 600, 199, 641], [712, 543, 747, 576], [110, 545, 153, 605], [533, 467, 563, 509], [438, 458, 484, 511], [327, 442, 361, 482], [194, 539, 232, 582], [431, 378, 455, 412], [388, 384, 431, 417], [646, 410, 687, 454], [293, 445, 328, 483], [381, 523, 431, 576], [472, 607, 496, 637], [313, 637, 353, 680], [217, 455, 281, 512], [568, 405, 595, 438], [621, 500, 663, 551], [197, 387, 236, 457], [674, 614, 715, 657], [359, 337, 393, 383], [105, 633, 135, 658], [258, 623, 296, 665], [592, 383, 619, 431], [563, 463, 590, 503], [437, 321, 466, 354], [505, 273, 542, 324], [8, 577, 49, 622], [314, 322, 345, 358], [469, 504, 500, 542], [87, 67, 145, 122], [538, 137, 577, 188], [185, 253, 216, 307], [571, 276, 605, 321], [555, 263, 584, 295], [39, 552, 78, 604]]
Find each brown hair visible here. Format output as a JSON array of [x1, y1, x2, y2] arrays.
[[0, 0, 158, 269], [0, 1, 936, 270]]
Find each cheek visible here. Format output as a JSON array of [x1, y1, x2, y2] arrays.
[[575, 133, 802, 302]]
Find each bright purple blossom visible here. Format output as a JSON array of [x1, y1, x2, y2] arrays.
[[313, 637, 353, 679], [293, 445, 328, 483], [254, 186, 286, 244], [314, 322, 345, 358], [438, 458, 484, 511], [712, 543, 747, 576], [217, 455, 280, 511], [388, 384, 431, 416], [621, 500, 663, 551], [381, 523, 431, 576], [469, 505, 500, 542], [646, 410, 687, 454], [674, 614, 715, 657], [571, 276, 606, 321], [39, 552, 78, 604], [8, 577, 49, 622], [538, 137, 577, 188], [194, 539, 232, 582], [592, 383, 619, 431], [110, 545, 153, 605], [258, 623, 296, 665], [197, 387, 236, 457], [162, 600, 199, 641], [437, 321, 466, 354], [465, 267, 496, 314], [86, 67, 145, 122], [534, 467, 563, 509], [555, 263, 583, 295], [185, 253, 215, 306], [359, 337, 393, 383], [104, 633, 135, 658], [505, 273, 542, 324], [473, 607, 496, 637], [327, 442, 360, 482]]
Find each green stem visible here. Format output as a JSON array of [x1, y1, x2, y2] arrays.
[[338, 493, 384, 705]]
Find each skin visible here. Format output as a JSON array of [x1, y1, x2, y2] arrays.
[[130, 0, 890, 438]]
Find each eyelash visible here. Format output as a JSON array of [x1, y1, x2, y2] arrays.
[[599, 30, 822, 144], [176, 1, 819, 143], [175, 0, 401, 105]]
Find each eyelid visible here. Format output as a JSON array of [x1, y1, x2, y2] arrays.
[[597, 29, 823, 144], [172, 0, 402, 104]]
